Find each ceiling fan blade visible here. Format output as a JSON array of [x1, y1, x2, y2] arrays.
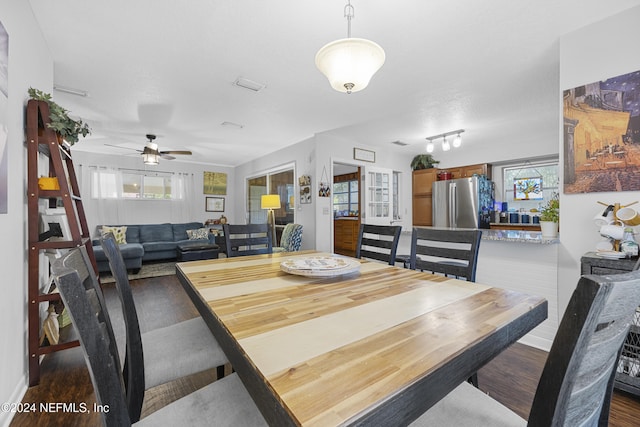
[[160, 154, 176, 160], [160, 150, 192, 155], [104, 143, 143, 152]]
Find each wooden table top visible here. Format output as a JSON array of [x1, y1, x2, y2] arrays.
[[176, 251, 547, 426]]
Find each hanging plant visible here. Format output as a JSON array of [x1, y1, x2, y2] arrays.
[[28, 88, 91, 145], [410, 154, 440, 170]]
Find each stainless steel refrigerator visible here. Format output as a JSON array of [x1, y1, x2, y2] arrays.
[[432, 176, 493, 229]]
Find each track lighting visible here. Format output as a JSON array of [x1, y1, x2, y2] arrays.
[[424, 129, 465, 152]]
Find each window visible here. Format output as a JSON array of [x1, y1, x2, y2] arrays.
[[393, 171, 401, 221], [92, 169, 177, 200], [333, 174, 359, 217], [247, 166, 295, 224], [502, 161, 558, 210]]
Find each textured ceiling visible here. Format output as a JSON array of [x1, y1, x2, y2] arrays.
[[28, 0, 640, 166]]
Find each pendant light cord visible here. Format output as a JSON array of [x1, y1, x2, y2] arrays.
[[344, 1, 354, 38]]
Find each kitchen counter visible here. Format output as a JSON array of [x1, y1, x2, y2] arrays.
[[482, 228, 559, 244]]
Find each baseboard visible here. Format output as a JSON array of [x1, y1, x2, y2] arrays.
[[518, 334, 552, 352], [0, 376, 27, 427]]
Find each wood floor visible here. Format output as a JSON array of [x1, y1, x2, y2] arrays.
[[11, 274, 640, 426]]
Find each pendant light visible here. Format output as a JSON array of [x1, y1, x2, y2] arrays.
[[315, 0, 385, 94]]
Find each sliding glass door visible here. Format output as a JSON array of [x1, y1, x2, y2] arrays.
[[247, 166, 295, 225]]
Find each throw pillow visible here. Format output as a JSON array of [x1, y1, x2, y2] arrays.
[[102, 225, 128, 244], [186, 228, 209, 240]]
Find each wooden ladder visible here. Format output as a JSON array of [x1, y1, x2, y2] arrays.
[[25, 99, 98, 386]]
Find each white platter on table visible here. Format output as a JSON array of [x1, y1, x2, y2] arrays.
[[280, 256, 361, 277], [595, 251, 627, 259]]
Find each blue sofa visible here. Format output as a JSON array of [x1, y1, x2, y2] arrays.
[[93, 222, 213, 273]]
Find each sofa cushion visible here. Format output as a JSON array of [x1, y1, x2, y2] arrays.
[[143, 241, 179, 253], [94, 243, 144, 262], [172, 222, 204, 241], [139, 223, 174, 243], [102, 225, 128, 244]]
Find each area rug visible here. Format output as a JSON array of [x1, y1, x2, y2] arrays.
[[99, 261, 176, 284]]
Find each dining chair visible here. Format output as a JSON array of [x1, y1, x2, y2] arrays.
[[355, 224, 402, 265], [409, 227, 482, 282], [273, 223, 303, 252], [223, 223, 273, 257], [100, 234, 229, 422], [410, 268, 640, 426], [51, 247, 267, 427]]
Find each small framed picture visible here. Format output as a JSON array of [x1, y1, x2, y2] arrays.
[[205, 197, 225, 212], [353, 147, 375, 163]]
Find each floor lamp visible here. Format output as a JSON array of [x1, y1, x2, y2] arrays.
[[261, 194, 280, 247]]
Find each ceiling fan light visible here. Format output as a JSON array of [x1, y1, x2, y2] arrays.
[[143, 152, 159, 165], [315, 38, 385, 94]]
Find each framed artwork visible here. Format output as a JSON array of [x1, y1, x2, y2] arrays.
[[564, 69, 640, 193], [203, 171, 227, 195], [299, 175, 311, 204], [513, 177, 543, 200], [353, 147, 375, 163], [205, 196, 225, 212]]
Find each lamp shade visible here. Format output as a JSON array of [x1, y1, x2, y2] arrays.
[[142, 142, 160, 165], [315, 38, 385, 93], [261, 194, 281, 210]]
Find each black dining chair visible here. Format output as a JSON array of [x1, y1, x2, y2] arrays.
[[409, 228, 482, 282], [411, 268, 640, 426], [51, 246, 267, 427], [100, 234, 229, 422], [355, 224, 402, 265], [223, 223, 273, 257]]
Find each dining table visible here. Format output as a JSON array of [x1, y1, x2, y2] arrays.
[[176, 250, 548, 426]]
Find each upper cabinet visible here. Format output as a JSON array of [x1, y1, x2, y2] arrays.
[[442, 163, 492, 180]]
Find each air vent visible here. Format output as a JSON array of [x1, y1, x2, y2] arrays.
[[391, 140, 408, 146], [221, 121, 244, 129], [233, 77, 266, 92]]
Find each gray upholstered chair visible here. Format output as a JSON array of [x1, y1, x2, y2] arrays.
[[52, 245, 266, 426], [411, 268, 640, 426], [100, 234, 229, 421], [223, 223, 273, 257], [355, 224, 402, 265], [409, 228, 482, 282], [273, 223, 303, 253]]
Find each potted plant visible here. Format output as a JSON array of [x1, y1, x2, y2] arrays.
[[28, 88, 91, 145], [539, 193, 559, 237], [410, 154, 440, 170]]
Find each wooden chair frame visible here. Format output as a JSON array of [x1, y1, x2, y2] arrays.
[[355, 224, 402, 265]]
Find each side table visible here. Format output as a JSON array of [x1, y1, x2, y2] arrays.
[[581, 252, 640, 396]]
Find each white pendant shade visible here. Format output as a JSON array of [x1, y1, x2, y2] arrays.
[[315, 38, 385, 93]]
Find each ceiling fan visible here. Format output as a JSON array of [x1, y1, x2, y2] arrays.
[[105, 134, 192, 164]]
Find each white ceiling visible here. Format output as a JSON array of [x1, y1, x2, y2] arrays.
[[28, 0, 640, 167]]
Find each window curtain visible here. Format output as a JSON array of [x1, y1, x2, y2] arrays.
[[171, 172, 195, 222], [81, 165, 125, 231]]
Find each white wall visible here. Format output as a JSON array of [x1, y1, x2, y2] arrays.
[[558, 6, 640, 315], [314, 133, 414, 252], [71, 150, 235, 234], [0, 2, 53, 426], [233, 136, 317, 250]]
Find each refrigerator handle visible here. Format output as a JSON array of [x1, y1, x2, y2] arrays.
[[449, 183, 457, 227]]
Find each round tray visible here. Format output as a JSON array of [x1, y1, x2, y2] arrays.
[[280, 256, 361, 277]]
